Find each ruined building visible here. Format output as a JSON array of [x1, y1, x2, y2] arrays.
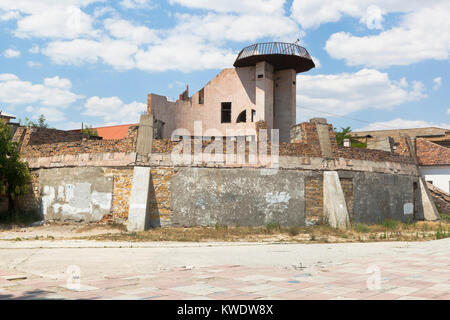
[[5, 42, 442, 230], [149, 42, 315, 142]]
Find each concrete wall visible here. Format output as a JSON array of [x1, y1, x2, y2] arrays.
[[340, 171, 420, 224], [170, 168, 307, 227], [163, 167, 420, 227], [39, 167, 114, 222], [274, 69, 296, 142]]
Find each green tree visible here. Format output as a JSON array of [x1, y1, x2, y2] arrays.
[[0, 122, 31, 210], [81, 125, 99, 137], [334, 127, 367, 148], [18, 114, 49, 128], [37, 114, 49, 128]]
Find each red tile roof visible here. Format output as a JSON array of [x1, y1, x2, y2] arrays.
[[416, 138, 450, 166], [71, 124, 137, 140]]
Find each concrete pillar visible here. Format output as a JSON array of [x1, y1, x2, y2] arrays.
[[419, 179, 441, 221], [127, 167, 152, 232], [311, 118, 333, 158], [274, 69, 296, 142], [404, 136, 441, 221], [323, 171, 350, 229], [136, 114, 154, 156], [255, 61, 274, 131]]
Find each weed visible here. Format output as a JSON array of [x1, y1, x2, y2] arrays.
[[265, 222, 281, 233], [352, 223, 370, 233], [383, 219, 401, 230], [440, 213, 450, 223], [287, 226, 301, 236]]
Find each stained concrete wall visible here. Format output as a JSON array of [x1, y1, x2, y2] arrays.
[[170, 168, 308, 227], [339, 171, 420, 224], [167, 168, 421, 227], [39, 167, 113, 222], [274, 69, 296, 142]]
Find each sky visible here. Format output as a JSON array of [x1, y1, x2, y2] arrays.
[[0, 0, 449, 132]]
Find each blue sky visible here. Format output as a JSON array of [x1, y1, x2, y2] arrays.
[[0, 0, 449, 131]]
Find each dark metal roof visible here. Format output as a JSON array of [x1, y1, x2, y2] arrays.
[[233, 42, 315, 73]]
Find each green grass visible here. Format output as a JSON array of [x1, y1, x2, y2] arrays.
[[352, 223, 371, 233], [265, 222, 281, 233], [440, 213, 450, 223], [383, 219, 401, 230]]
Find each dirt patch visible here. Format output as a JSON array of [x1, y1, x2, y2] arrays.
[[0, 222, 125, 240]]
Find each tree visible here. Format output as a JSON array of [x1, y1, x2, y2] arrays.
[[81, 125, 99, 137], [37, 114, 49, 128], [334, 126, 367, 148], [0, 121, 31, 210], [18, 114, 49, 128]]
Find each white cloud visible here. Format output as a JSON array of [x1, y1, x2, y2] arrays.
[[296, 69, 427, 122], [447, 108, 450, 115], [83, 96, 146, 123], [433, 77, 442, 91], [43, 39, 138, 70], [0, 74, 19, 81], [43, 9, 300, 72], [135, 36, 236, 72], [0, 1, 104, 39], [311, 56, 321, 68], [120, 0, 153, 9], [172, 13, 301, 43], [44, 76, 72, 90], [360, 5, 384, 30], [169, 0, 286, 15], [0, 73, 82, 108], [104, 18, 157, 45], [29, 45, 40, 54], [26, 61, 42, 68], [290, 0, 442, 29], [325, 3, 450, 68], [356, 118, 450, 131], [15, 6, 96, 39], [0, 10, 21, 21], [3, 48, 20, 58]]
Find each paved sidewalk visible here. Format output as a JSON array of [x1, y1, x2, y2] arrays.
[[0, 240, 448, 300]]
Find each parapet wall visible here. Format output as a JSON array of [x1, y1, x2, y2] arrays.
[[13, 118, 427, 226]]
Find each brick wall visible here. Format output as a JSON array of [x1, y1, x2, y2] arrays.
[[18, 126, 138, 158], [105, 168, 134, 222], [305, 176, 323, 225], [338, 146, 414, 164], [149, 168, 177, 226]]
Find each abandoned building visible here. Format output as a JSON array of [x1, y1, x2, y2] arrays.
[[149, 42, 315, 142], [2, 42, 445, 230]]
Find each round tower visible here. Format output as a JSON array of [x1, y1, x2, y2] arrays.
[[233, 42, 315, 142]]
